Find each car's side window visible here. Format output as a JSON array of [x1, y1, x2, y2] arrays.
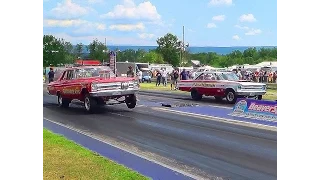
[[196, 74, 204, 80], [204, 73, 213, 80], [61, 71, 67, 80], [66, 70, 74, 80], [210, 73, 217, 80]]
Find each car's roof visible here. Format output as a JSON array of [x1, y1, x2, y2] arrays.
[[203, 70, 233, 74], [64, 66, 111, 71]]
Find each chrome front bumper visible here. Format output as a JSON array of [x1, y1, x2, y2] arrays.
[[236, 91, 266, 96], [90, 88, 139, 97]]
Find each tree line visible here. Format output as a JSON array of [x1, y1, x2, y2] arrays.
[[43, 34, 277, 68]]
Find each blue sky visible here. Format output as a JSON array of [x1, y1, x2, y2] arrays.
[[43, 0, 277, 46]]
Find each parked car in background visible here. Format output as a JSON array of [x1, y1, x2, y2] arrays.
[[141, 70, 152, 83], [177, 71, 266, 104]]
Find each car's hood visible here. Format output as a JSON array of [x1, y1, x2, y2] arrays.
[[88, 77, 136, 83]]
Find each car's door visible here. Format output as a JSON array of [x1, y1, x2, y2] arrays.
[[48, 70, 66, 95], [195, 73, 218, 95], [60, 70, 81, 99]]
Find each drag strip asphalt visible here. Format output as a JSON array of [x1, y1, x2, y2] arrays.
[[43, 90, 277, 180], [44, 119, 194, 180]]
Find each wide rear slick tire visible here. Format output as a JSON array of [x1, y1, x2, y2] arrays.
[[125, 94, 137, 109], [84, 94, 98, 113], [191, 89, 202, 101], [57, 94, 70, 108]]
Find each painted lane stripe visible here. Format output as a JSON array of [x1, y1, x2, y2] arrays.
[[151, 107, 277, 132], [43, 118, 201, 180]]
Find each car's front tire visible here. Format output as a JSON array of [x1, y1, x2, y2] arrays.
[[125, 94, 137, 109], [84, 94, 98, 113], [257, 95, 263, 100], [225, 90, 237, 104]]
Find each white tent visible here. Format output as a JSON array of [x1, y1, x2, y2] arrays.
[[255, 61, 277, 67]]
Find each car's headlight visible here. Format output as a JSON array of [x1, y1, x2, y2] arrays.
[[238, 85, 242, 90], [133, 80, 139, 87], [128, 81, 139, 87], [91, 83, 98, 91]]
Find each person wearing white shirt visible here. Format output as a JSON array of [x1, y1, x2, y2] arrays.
[[161, 69, 167, 86], [237, 70, 242, 80], [138, 71, 143, 83]]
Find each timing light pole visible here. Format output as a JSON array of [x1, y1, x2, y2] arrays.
[[180, 26, 189, 66]]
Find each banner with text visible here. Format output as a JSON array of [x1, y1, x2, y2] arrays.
[[229, 98, 277, 122], [109, 51, 116, 74]]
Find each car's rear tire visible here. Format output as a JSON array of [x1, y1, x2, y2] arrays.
[[125, 94, 137, 109], [225, 90, 237, 104], [84, 94, 98, 113], [191, 89, 202, 101], [57, 94, 70, 108]]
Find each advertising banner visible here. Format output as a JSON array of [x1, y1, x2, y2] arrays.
[[229, 98, 277, 122], [109, 51, 116, 74]]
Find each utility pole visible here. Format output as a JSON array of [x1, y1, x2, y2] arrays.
[[103, 37, 107, 64], [182, 25, 185, 66]]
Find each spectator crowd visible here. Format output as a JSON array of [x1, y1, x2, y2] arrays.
[[150, 68, 277, 91]]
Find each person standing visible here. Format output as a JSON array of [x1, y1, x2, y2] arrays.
[[127, 66, 135, 77], [137, 70, 143, 83], [162, 69, 168, 86], [171, 70, 179, 90], [48, 68, 55, 83], [156, 70, 162, 86], [180, 69, 188, 80]]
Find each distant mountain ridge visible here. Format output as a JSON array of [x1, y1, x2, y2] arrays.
[[74, 45, 277, 55]]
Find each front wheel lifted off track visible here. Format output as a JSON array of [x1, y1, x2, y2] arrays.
[[84, 94, 98, 113], [125, 94, 137, 109], [191, 89, 202, 101], [57, 94, 70, 108]]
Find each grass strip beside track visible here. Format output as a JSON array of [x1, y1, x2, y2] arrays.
[[43, 128, 149, 180], [139, 82, 277, 101]]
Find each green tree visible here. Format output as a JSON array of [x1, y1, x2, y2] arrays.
[[269, 47, 277, 60], [135, 48, 147, 62], [74, 43, 84, 59], [60, 39, 75, 64], [43, 35, 73, 67], [243, 47, 259, 64], [156, 33, 181, 67], [117, 49, 136, 62], [87, 39, 108, 61], [141, 50, 164, 63]]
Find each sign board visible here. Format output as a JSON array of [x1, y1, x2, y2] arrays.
[[229, 98, 277, 122], [109, 51, 116, 74]]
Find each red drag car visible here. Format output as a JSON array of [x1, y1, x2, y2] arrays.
[[47, 65, 139, 113]]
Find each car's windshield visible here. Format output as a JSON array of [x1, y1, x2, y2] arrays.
[[74, 66, 116, 79], [218, 73, 239, 81]]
